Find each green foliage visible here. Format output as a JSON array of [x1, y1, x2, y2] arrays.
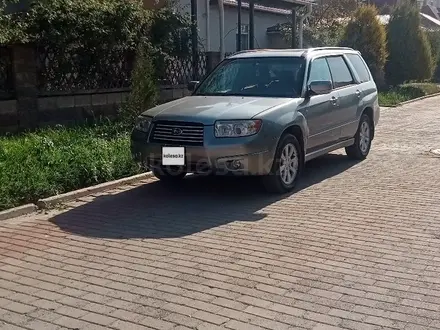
[[0, 0, 193, 60], [302, 24, 345, 47], [0, 123, 142, 211], [378, 83, 440, 106], [119, 42, 159, 125], [339, 5, 387, 86], [426, 30, 440, 82], [0, 0, 29, 44], [385, 0, 434, 86], [290, 0, 358, 47]]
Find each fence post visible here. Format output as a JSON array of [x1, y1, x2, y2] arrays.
[[10, 43, 39, 130], [206, 52, 221, 74]]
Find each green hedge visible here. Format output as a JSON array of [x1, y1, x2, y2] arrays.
[[0, 123, 142, 211], [379, 83, 440, 106]]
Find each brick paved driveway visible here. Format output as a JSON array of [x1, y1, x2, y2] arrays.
[[1, 97, 440, 330]]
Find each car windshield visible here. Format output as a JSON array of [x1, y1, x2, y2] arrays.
[[194, 56, 306, 98]]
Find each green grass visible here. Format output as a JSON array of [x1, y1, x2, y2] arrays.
[[379, 83, 440, 107], [0, 122, 142, 211]]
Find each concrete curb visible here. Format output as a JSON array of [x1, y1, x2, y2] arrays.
[[37, 172, 153, 210], [0, 172, 153, 220], [0, 204, 38, 221], [395, 91, 440, 107]]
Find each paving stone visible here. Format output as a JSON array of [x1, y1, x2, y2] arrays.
[[1, 97, 440, 329]]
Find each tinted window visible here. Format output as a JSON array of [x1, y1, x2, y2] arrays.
[[346, 54, 371, 83], [195, 57, 306, 98], [308, 58, 332, 84], [326, 56, 355, 89]]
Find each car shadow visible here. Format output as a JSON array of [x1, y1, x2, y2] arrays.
[[50, 153, 359, 239]]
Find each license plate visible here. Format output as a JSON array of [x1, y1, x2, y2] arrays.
[[162, 147, 185, 166]]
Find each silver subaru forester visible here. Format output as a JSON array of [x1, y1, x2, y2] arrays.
[[131, 47, 380, 193]]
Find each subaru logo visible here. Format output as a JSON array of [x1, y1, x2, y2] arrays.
[[172, 128, 183, 135]]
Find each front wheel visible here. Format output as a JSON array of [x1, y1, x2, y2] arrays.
[[262, 134, 303, 194], [345, 114, 372, 160]]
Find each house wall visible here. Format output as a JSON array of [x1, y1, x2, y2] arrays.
[[175, 0, 291, 53]]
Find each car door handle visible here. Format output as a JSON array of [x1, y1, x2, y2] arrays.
[[330, 96, 338, 106], [355, 90, 361, 98]]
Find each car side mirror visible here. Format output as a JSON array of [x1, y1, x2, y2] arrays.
[[188, 80, 200, 92], [307, 80, 333, 97]]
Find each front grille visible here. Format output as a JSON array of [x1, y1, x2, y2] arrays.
[[150, 121, 204, 146]]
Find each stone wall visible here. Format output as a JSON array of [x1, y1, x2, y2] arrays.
[[0, 85, 192, 133]]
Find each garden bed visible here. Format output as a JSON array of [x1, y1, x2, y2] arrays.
[[0, 122, 142, 211], [379, 83, 440, 107]]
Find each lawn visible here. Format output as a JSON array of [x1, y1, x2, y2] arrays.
[[0, 122, 142, 211], [379, 83, 440, 107]]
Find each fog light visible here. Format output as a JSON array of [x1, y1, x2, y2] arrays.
[[232, 160, 242, 169]]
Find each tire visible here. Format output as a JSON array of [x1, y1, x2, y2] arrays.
[[152, 167, 187, 183], [345, 114, 372, 160], [262, 134, 303, 194]]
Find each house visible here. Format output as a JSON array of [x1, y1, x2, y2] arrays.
[[175, 0, 312, 53]]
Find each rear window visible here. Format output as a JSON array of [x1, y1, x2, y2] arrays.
[[346, 54, 371, 83]]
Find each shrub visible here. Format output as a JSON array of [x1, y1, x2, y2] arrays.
[[426, 30, 440, 82], [0, 0, 194, 80], [378, 82, 440, 106], [119, 42, 159, 125], [385, 0, 434, 86], [339, 5, 387, 87]]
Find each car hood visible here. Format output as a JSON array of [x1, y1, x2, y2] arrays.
[[141, 96, 295, 125]]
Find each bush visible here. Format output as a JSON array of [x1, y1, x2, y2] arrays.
[[0, 123, 141, 211], [119, 42, 159, 124], [426, 30, 440, 82], [0, 0, 194, 84], [339, 5, 387, 87], [378, 82, 440, 106], [385, 0, 434, 86]]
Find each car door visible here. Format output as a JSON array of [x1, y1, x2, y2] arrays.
[[326, 55, 360, 142], [343, 53, 375, 138], [301, 56, 341, 153]]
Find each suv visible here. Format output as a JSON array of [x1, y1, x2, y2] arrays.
[[131, 47, 380, 193]]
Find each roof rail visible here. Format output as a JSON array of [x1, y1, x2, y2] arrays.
[[307, 47, 354, 52], [227, 49, 275, 57]]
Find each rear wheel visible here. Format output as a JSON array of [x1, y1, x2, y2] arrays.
[[345, 114, 372, 160], [262, 134, 303, 194], [152, 167, 187, 183]]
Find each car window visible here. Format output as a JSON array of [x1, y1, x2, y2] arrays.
[[326, 56, 355, 89], [308, 57, 332, 84], [194, 57, 306, 98], [346, 54, 371, 83]]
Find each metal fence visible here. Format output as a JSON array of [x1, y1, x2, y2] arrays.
[[36, 46, 136, 93], [157, 52, 207, 85], [37, 46, 208, 93], [0, 47, 13, 100]]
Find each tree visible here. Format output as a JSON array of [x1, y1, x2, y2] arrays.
[[281, 0, 359, 47], [426, 30, 440, 82], [385, 0, 434, 85], [339, 5, 387, 87], [305, 0, 359, 46]]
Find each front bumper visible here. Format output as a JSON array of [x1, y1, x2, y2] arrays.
[[131, 129, 276, 176]]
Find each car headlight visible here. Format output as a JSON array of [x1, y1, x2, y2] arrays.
[[215, 120, 262, 138], [134, 116, 152, 133]]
